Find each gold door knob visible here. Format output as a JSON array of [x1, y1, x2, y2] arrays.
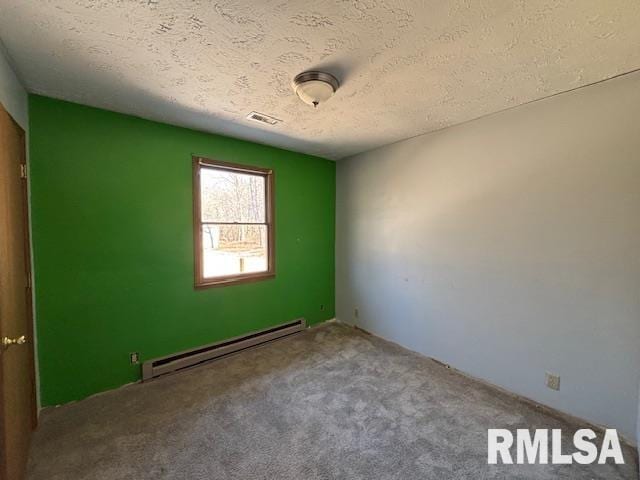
[[2, 335, 26, 348]]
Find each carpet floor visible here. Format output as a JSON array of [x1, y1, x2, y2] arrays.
[[28, 322, 638, 479]]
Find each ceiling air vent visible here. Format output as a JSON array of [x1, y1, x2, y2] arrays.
[[246, 111, 281, 126]]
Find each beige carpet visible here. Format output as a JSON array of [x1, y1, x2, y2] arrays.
[[28, 322, 638, 479]]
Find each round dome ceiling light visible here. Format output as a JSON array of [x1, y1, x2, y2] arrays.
[[292, 71, 340, 108]]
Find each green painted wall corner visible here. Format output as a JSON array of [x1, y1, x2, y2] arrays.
[[28, 95, 336, 406]]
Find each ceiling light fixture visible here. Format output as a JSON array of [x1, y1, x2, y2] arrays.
[[292, 71, 339, 108]]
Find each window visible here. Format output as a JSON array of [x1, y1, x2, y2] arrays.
[[193, 156, 274, 287]]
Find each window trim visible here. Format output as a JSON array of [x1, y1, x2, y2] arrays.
[[193, 155, 275, 288]]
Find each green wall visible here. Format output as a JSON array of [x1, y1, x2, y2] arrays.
[[29, 95, 335, 406]]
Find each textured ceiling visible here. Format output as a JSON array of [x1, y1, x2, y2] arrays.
[[1, 1, 639, 159]]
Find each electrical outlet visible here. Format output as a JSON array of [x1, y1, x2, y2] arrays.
[[545, 372, 560, 391], [320, 304, 325, 311], [354, 308, 359, 318], [130, 352, 140, 364]]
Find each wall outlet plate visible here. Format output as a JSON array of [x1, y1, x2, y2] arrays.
[[545, 372, 560, 391], [130, 352, 140, 364]]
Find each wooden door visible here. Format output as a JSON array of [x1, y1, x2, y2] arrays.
[[0, 103, 37, 480]]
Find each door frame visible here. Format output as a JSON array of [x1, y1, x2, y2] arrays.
[[0, 104, 38, 479]]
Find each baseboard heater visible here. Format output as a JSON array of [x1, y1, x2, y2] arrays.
[[142, 318, 306, 381]]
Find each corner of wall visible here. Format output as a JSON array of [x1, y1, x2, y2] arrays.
[[0, 39, 28, 129]]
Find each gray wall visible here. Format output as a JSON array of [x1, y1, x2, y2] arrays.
[[0, 40, 27, 128], [336, 71, 640, 443]]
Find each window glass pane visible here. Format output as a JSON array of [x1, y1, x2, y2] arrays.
[[202, 224, 268, 278], [201, 168, 266, 223]]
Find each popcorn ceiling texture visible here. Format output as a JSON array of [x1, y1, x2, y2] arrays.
[[0, 0, 639, 159]]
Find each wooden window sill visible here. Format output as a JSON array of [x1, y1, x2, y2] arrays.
[[195, 272, 275, 289]]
